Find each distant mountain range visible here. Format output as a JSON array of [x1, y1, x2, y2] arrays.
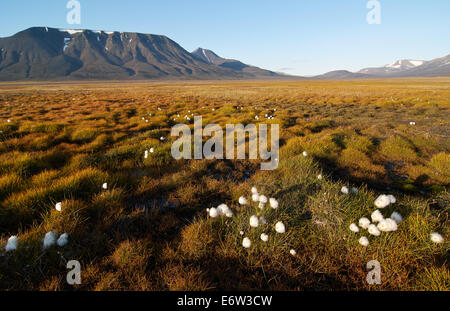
[[0, 27, 448, 81], [315, 55, 450, 79], [0, 27, 282, 81]]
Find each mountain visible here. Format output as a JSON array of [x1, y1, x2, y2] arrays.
[[314, 55, 450, 79], [0, 27, 286, 81], [192, 48, 278, 77], [393, 54, 450, 77], [358, 59, 426, 76], [313, 70, 371, 80]]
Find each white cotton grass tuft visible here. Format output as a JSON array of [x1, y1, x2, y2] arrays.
[[387, 195, 396, 204], [359, 217, 371, 229], [238, 196, 247, 205], [57, 233, 69, 247], [209, 207, 218, 218], [317, 174, 323, 180], [217, 204, 230, 216], [258, 195, 268, 209], [390, 212, 402, 224], [150, 147, 155, 153], [371, 210, 384, 223], [269, 198, 279, 209], [55, 202, 62, 212], [242, 237, 251, 248], [302, 151, 308, 157], [260, 233, 269, 242], [251, 187, 258, 194], [349, 223, 360, 233], [252, 193, 260, 202], [359, 236, 369, 247], [43, 231, 57, 249], [368, 224, 381, 237], [144, 150, 149, 159], [341, 186, 349, 195], [250, 215, 259, 228], [5, 236, 18, 252], [377, 218, 398, 232], [374, 194, 391, 208], [430, 232, 444, 244], [275, 221, 286, 234], [102, 183, 108, 190], [290, 249, 297, 256], [239, 231, 244, 236]]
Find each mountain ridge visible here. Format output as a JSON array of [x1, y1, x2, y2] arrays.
[[0, 27, 290, 81]]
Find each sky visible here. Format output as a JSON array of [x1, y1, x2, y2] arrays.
[[0, 0, 449, 76]]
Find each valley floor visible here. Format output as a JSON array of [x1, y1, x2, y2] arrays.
[[0, 79, 448, 290]]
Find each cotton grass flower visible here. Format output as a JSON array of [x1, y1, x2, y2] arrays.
[[43, 231, 57, 249], [209, 208, 218, 218], [217, 204, 230, 215], [359, 236, 369, 247], [349, 223, 359, 233], [390, 212, 402, 224], [377, 218, 398, 232], [275, 221, 286, 234], [359, 217, 371, 229], [317, 174, 323, 180], [260, 233, 269, 242], [430, 232, 444, 244], [238, 196, 247, 205], [368, 224, 381, 237], [251, 187, 258, 194], [371, 210, 384, 223], [102, 183, 108, 190], [302, 151, 308, 157], [5, 236, 18, 252], [290, 249, 297, 256], [242, 237, 251, 248], [258, 195, 268, 209], [239, 231, 244, 236], [341, 186, 349, 195], [57, 233, 69, 247], [387, 194, 396, 204], [269, 198, 279, 209], [250, 215, 259, 228], [252, 193, 260, 202], [150, 147, 154, 153], [55, 202, 62, 212], [374, 195, 391, 208], [225, 210, 233, 218]]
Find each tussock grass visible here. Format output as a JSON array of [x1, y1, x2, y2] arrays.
[[0, 79, 448, 291]]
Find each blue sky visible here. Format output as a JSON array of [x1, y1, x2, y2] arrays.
[[1, 0, 449, 76]]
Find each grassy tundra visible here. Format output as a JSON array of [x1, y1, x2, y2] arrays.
[[0, 79, 448, 290]]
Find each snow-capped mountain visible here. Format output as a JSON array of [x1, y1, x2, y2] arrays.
[[191, 48, 277, 77], [358, 59, 427, 75], [0, 27, 284, 81]]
